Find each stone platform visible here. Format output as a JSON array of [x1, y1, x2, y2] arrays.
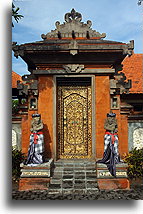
[[19, 159, 54, 191], [18, 160, 130, 192], [96, 162, 130, 190]]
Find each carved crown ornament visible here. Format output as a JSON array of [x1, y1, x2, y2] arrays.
[[63, 64, 85, 73], [41, 8, 106, 40]]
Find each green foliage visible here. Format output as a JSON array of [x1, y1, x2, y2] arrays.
[[12, 3, 24, 27], [12, 99, 20, 115], [12, 99, 27, 115], [12, 146, 25, 180], [123, 147, 143, 179]]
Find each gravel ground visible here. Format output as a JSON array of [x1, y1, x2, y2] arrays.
[[12, 186, 143, 200]]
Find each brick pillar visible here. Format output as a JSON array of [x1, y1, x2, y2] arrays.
[[95, 76, 110, 158], [38, 76, 54, 159], [120, 114, 129, 157]]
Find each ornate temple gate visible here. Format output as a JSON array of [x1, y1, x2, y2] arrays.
[[57, 77, 92, 159], [12, 8, 136, 191]]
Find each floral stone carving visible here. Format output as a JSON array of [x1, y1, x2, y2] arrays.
[[133, 128, 143, 149]]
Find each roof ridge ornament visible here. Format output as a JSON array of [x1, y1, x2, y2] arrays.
[[65, 8, 82, 22], [41, 9, 106, 40]]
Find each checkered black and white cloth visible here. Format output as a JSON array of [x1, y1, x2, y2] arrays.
[[29, 133, 44, 154], [97, 133, 120, 176], [104, 134, 119, 155], [26, 133, 44, 165]]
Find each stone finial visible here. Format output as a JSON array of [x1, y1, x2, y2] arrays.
[[65, 8, 82, 22], [123, 40, 134, 56], [110, 72, 132, 95], [41, 9, 106, 40]]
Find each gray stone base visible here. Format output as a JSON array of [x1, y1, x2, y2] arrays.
[[96, 162, 130, 190], [20, 159, 54, 178], [97, 162, 128, 179], [19, 159, 54, 191]]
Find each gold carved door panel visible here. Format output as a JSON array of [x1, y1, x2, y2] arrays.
[[57, 86, 92, 159]]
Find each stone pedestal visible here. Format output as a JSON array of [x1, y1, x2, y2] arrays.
[[19, 159, 54, 191], [97, 163, 130, 190]]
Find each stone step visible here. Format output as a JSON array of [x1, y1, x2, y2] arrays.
[[54, 162, 96, 167], [58, 165, 96, 168], [63, 175, 74, 179], [48, 161, 99, 195], [53, 169, 96, 174], [50, 179, 62, 184], [53, 172, 63, 176], [86, 183, 98, 188], [49, 184, 61, 189], [48, 189, 62, 194]]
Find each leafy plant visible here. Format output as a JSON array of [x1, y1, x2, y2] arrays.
[[123, 147, 143, 179], [12, 99, 20, 115], [12, 3, 24, 27], [12, 146, 25, 180]]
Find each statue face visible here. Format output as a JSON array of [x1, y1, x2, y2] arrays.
[[33, 117, 40, 124], [107, 116, 114, 124]]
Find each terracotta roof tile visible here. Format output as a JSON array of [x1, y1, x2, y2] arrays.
[[122, 53, 143, 93], [12, 71, 22, 88]]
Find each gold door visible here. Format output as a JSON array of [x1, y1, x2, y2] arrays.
[[57, 85, 92, 159]]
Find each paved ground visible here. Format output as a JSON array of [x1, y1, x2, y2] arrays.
[[12, 186, 143, 200]]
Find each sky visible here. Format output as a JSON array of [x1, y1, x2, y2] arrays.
[[12, 0, 143, 76]]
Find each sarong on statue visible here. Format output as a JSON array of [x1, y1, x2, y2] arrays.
[[26, 132, 44, 165], [97, 132, 120, 176]]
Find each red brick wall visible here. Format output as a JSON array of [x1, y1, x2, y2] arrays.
[[38, 76, 54, 158], [21, 115, 29, 154], [21, 76, 54, 159], [95, 76, 111, 158], [120, 114, 128, 157], [21, 112, 37, 155]]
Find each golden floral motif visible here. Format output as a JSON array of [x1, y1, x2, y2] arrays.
[[57, 86, 92, 159]]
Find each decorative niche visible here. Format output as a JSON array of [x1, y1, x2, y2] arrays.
[[111, 96, 120, 109], [28, 97, 37, 110]]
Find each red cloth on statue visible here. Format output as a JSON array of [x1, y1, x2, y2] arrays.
[[105, 131, 118, 145], [31, 132, 43, 144]]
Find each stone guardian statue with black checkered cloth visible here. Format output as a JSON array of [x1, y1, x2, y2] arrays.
[[97, 113, 120, 176], [26, 114, 44, 166]]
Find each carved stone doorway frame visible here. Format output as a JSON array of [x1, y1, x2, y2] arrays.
[[53, 75, 96, 161]]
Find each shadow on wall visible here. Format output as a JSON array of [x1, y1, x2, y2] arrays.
[[38, 77, 54, 93], [43, 123, 52, 159]]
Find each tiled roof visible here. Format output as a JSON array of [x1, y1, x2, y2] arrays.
[[12, 71, 22, 88], [122, 53, 143, 93]]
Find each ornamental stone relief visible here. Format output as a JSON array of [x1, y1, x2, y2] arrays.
[[133, 128, 143, 149], [63, 64, 84, 73], [12, 130, 17, 147]]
